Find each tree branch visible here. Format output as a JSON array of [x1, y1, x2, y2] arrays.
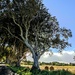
[[24, 41, 35, 58], [12, 16, 25, 41], [2, 26, 24, 43], [34, 22, 39, 51]]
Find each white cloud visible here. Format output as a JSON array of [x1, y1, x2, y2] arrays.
[[39, 50, 75, 63], [27, 50, 75, 63], [62, 51, 74, 55], [54, 53, 62, 57], [43, 52, 52, 58]]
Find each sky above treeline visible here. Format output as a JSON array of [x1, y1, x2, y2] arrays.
[[27, 50, 75, 63], [43, 0, 75, 51]]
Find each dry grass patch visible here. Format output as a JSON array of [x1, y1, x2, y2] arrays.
[[22, 65, 75, 74], [40, 65, 75, 74]]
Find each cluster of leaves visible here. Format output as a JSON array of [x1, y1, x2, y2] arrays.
[[9, 66, 74, 75], [0, 0, 72, 53]]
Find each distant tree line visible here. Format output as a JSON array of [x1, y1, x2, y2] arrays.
[[40, 62, 75, 66], [20, 61, 75, 66]]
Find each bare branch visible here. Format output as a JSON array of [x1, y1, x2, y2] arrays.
[[22, 17, 30, 41], [34, 22, 39, 50], [24, 41, 35, 58], [25, 29, 28, 41], [12, 16, 25, 41], [38, 46, 49, 59], [2, 26, 24, 43]]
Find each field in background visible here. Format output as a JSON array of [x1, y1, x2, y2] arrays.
[[22, 65, 75, 74]]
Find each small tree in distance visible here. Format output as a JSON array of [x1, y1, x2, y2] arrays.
[[0, 0, 72, 71]]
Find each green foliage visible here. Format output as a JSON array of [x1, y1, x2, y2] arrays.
[[0, 0, 72, 70], [9, 66, 74, 75], [9, 66, 31, 75], [0, 0, 72, 53], [40, 62, 75, 66]]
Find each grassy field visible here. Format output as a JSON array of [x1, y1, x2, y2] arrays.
[[9, 65, 74, 75], [22, 65, 75, 74]]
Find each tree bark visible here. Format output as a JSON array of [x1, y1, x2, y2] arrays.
[[6, 56, 10, 64], [16, 59, 21, 67], [31, 53, 40, 71], [16, 61, 20, 67], [24, 41, 40, 71]]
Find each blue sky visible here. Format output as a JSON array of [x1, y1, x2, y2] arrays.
[[43, 0, 75, 51], [27, 0, 75, 63]]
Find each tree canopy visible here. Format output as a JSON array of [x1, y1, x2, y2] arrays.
[[0, 0, 72, 70]]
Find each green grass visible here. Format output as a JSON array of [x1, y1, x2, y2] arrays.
[[9, 66, 74, 75], [9, 66, 31, 75]]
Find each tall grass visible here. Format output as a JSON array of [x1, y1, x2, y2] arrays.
[[9, 66, 74, 75]]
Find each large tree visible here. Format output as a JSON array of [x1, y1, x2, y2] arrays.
[[0, 28, 29, 66], [0, 0, 72, 70]]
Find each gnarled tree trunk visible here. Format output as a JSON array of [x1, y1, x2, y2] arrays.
[[6, 56, 10, 64], [31, 53, 40, 71], [16, 59, 21, 67]]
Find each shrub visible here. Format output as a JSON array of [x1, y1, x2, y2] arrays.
[[50, 66, 54, 71], [41, 70, 50, 75], [45, 66, 49, 70], [24, 67, 30, 72]]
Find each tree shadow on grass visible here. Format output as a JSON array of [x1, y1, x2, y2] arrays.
[[31, 69, 74, 75]]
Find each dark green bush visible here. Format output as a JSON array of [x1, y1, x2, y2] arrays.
[[41, 70, 50, 75]]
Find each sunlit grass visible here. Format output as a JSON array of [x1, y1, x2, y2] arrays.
[[9, 66, 74, 75], [21, 65, 75, 74]]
